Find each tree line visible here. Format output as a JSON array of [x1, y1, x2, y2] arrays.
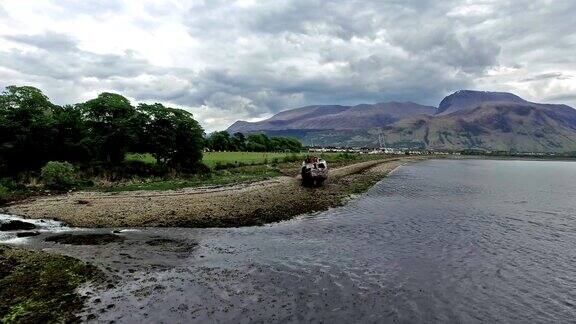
[[0, 85, 202, 177], [0, 86, 302, 179], [206, 131, 302, 152]]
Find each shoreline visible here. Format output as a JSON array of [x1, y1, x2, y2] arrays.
[[442, 154, 576, 162], [3, 157, 420, 228]]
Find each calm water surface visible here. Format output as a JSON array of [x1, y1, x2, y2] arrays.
[[8, 159, 576, 323]]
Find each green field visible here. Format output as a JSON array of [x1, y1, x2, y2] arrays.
[[202, 152, 305, 167], [124, 152, 305, 170], [125, 151, 363, 170]]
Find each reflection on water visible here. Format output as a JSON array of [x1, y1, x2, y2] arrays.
[[6, 159, 576, 323]]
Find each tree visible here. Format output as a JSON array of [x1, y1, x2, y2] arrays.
[[136, 103, 205, 170], [231, 132, 246, 151], [220, 132, 303, 152], [169, 109, 205, 171], [51, 105, 90, 163], [0, 86, 56, 174], [207, 131, 231, 151], [246, 133, 271, 152], [80, 93, 138, 164], [0, 85, 54, 110], [136, 103, 177, 165], [269, 136, 303, 152], [0, 85, 208, 177]]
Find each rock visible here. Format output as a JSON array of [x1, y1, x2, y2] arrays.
[[45, 233, 125, 245], [16, 231, 41, 237], [145, 238, 197, 254], [0, 220, 37, 231]]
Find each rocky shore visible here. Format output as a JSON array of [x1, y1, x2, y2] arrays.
[[4, 157, 419, 228]]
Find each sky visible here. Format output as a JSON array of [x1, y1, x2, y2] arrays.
[[0, 0, 575, 132]]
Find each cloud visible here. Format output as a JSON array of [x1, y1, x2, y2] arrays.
[[0, 0, 575, 131], [521, 73, 573, 82], [1, 33, 155, 80], [7, 32, 77, 51], [0, 5, 7, 18]]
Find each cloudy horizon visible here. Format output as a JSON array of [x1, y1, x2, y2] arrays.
[[1, 0, 575, 131]]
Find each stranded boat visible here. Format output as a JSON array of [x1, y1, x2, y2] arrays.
[[301, 156, 328, 186]]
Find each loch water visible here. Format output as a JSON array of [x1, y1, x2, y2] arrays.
[[5, 159, 576, 323]]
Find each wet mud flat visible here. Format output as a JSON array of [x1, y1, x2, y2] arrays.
[[25, 227, 382, 323], [1, 221, 200, 322], [0, 243, 102, 323]]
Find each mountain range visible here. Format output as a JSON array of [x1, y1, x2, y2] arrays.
[[227, 90, 576, 152]]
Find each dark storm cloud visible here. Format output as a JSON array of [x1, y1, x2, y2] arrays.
[[0, 0, 574, 130], [180, 0, 502, 109]]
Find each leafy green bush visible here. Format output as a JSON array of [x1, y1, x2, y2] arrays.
[[40, 161, 76, 190], [0, 185, 10, 204], [124, 153, 157, 165]]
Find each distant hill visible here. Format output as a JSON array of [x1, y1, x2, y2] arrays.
[[436, 90, 526, 115], [228, 102, 436, 132], [226, 90, 576, 152], [385, 101, 576, 152]]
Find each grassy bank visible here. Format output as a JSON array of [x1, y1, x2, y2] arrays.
[[0, 246, 101, 323]]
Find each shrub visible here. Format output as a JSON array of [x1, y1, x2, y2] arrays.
[[196, 163, 211, 174], [40, 161, 77, 190], [124, 153, 157, 165], [120, 160, 160, 177], [0, 185, 10, 204]]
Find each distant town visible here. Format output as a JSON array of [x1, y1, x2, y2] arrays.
[[307, 146, 576, 158]]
